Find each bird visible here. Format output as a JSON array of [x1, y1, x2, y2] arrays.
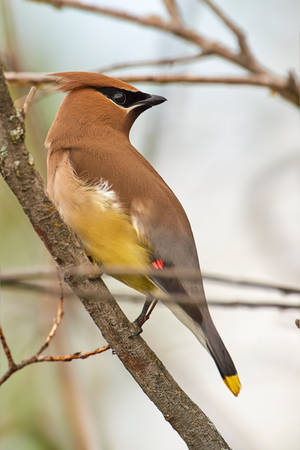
[[46, 71, 241, 396]]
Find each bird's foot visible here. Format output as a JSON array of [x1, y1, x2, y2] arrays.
[[129, 318, 144, 338], [129, 298, 158, 339]]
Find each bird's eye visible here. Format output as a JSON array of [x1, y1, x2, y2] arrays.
[[112, 91, 126, 105]]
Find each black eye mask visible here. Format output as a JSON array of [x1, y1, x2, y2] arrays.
[[93, 86, 150, 108]]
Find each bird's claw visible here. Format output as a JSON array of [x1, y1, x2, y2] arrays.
[[129, 319, 144, 338]]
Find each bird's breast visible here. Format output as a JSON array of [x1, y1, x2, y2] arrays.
[[47, 152, 151, 289]]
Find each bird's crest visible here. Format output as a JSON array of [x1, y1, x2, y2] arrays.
[[48, 71, 138, 93]]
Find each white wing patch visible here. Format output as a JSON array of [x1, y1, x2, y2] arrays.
[[93, 179, 122, 211], [130, 198, 153, 243]]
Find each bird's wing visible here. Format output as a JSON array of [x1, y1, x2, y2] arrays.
[[68, 141, 205, 298]]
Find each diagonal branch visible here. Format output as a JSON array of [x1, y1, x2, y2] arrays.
[[162, 0, 183, 27], [25, 0, 259, 69], [0, 66, 230, 449], [36, 271, 64, 356], [0, 325, 16, 370], [10, 0, 300, 106], [96, 51, 210, 73], [200, 0, 256, 65]]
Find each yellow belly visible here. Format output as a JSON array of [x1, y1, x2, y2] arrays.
[[73, 204, 155, 292], [49, 154, 156, 293]]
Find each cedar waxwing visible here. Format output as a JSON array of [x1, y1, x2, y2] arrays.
[[46, 72, 241, 396]]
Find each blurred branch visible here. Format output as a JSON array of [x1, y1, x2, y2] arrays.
[[2, 266, 300, 296], [96, 51, 211, 73], [22, 86, 37, 116], [36, 275, 64, 356], [2, 266, 300, 312], [6, 72, 294, 97], [200, 0, 254, 62], [24, 0, 299, 106], [162, 0, 183, 27], [0, 281, 109, 385], [204, 273, 300, 296], [0, 66, 230, 450], [4, 71, 50, 85], [0, 326, 15, 370], [3, 280, 300, 309]]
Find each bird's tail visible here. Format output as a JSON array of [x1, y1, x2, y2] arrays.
[[150, 271, 241, 396], [201, 313, 241, 396], [166, 299, 241, 396]]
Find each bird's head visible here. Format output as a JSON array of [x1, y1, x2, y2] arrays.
[[48, 72, 166, 139]]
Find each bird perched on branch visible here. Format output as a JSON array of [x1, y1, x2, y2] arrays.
[[46, 71, 241, 396]]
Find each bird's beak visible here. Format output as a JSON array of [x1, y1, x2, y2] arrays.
[[135, 94, 167, 110]]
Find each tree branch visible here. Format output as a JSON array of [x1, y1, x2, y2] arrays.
[[2, 266, 300, 296], [96, 51, 211, 73], [3, 280, 300, 310], [0, 327, 110, 385], [0, 278, 110, 385], [200, 0, 256, 66], [25, 0, 299, 106], [162, 0, 183, 27], [5, 72, 298, 107], [0, 67, 230, 449]]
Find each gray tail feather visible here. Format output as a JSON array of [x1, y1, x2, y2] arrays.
[[151, 272, 237, 378]]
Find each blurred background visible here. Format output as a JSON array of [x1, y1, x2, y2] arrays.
[[0, 0, 299, 449]]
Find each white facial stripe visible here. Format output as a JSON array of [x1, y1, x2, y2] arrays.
[[125, 103, 142, 112], [105, 99, 141, 112]]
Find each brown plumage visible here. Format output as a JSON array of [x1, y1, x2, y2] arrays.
[[46, 71, 241, 396]]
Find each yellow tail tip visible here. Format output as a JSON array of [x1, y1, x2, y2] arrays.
[[224, 374, 241, 396]]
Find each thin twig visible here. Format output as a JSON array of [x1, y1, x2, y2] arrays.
[[1, 266, 300, 296], [162, 0, 183, 27], [200, 0, 256, 68], [26, 0, 224, 59], [37, 345, 110, 362], [23, 0, 299, 106], [119, 73, 290, 90], [0, 275, 110, 385], [36, 271, 64, 356], [5, 71, 295, 101], [24, 0, 263, 70], [203, 273, 300, 296], [3, 281, 300, 309], [0, 325, 16, 369], [208, 300, 300, 309], [114, 294, 300, 310], [97, 52, 210, 73], [0, 342, 110, 385], [22, 86, 37, 116], [4, 71, 50, 85]]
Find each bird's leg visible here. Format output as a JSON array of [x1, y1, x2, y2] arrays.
[[130, 297, 158, 337]]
